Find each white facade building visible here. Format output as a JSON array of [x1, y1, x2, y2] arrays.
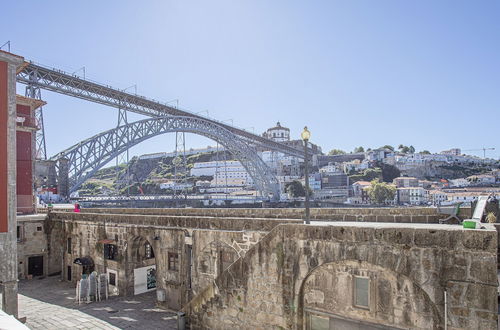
[[343, 159, 369, 173], [262, 122, 290, 142], [441, 148, 461, 156], [397, 187, 427, 205], [428, 190, 448, 205], [190, 160, 254, 184], [319, 163, 342, 174], [159, 181, 193, 190], [449, 178, 470, 188]]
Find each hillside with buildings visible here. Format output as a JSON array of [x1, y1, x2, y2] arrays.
[[72, 122, 500, 209], [78, 147, 230, 196]]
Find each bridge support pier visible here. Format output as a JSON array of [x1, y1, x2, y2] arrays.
[[57, 158, 69, 199]]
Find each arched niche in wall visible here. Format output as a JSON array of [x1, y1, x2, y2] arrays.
[[299, 260, 441, 330], [129, 236, 156, 267]]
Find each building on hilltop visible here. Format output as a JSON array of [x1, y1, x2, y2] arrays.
[[313, 153, 364, 168], [262, 121, 290, 142], [441, 148, 461, 156]]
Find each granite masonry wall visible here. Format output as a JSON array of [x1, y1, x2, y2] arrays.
[[16, 214, 48, 279], [46, 211, 298, 310], [41, 209, 497, 329], [183, 224, 498, 330]]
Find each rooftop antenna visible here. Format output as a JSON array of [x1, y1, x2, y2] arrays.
[[72, 67, 86, 79], [123, 84, 137, 95], [166, 99, 179, 108], [0, 41, 10, 52]]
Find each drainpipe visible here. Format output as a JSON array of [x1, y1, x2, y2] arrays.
[[444, 289, 448, 330], [103, 218, 107, 275]]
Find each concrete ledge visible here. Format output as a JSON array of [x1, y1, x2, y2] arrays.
[[48, 211, 302, 232], [73, 206, 472, 222]]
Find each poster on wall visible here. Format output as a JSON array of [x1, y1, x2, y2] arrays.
[[147, 267, 156, 290], [134, 265, 157, 295]]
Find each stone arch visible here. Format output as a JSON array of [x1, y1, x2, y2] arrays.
[[129, 235, 156, 265], [297, 260, 442, 330], [198, 240, 239, 276], [193, 240, 239, 294], [73, 256, 95, 275], [126, 235, 157, 268], [126, 234, 158, 296]]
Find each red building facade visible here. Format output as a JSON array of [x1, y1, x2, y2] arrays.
[[16, 96, 44, 214]]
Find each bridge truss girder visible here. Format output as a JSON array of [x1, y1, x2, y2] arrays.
[[50, 116, 280, 200], [17, 62, 304, 158]]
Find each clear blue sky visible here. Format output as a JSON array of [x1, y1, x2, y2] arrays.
[[2, 1, 499, 160]]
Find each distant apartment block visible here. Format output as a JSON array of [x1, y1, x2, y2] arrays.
[[397, 187, 426, 205], [440, 148, 461, 156], [393, 176, 419, 188]]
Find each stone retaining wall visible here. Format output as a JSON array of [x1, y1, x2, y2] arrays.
[[70, 206, 472, 223], [184, 223, 498, 329], [48, 211, 301, 232]]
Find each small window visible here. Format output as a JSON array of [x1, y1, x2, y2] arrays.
[[104, 244, 118, 260], [354, 276, 369, 308], [67, 238, 72, 254], [17, 226, 22, 242], [145, 242, 154, 259], [168, 252, 179, 271], [36, 226, 43, 232], [109, 272, 116, 286]]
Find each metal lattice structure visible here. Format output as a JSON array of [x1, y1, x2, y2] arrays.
[[16, 62, 304, 158], [25, 80, 47, 159], [173, 131, 188, 201], [15, 61, 314, 200], [50, 116, 280, 199]]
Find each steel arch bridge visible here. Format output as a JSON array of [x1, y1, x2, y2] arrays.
[[50, 116, 280, 199], [15, 60, 309, 201]]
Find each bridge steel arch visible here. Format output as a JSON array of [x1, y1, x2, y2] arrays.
[[50, 116, 280, 200]]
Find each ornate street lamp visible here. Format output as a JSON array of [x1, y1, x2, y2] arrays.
[[301, 126, 311, 224]]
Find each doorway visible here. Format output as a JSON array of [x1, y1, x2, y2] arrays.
[[28, 255, 44, 277]]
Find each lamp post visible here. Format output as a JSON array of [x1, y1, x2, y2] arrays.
[[301, 127, 311, 224]]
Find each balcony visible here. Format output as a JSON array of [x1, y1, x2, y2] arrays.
[[16, 114, 38, 130]]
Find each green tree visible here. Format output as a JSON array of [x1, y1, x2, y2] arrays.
[[354, 146, 365, 153], [285, 180, 306, 197], [380, 145, 394, 151], [380, 163, 401, 183], [367, 179, 396, 204], [364, 168, 382, 181], [420, 150, 431, 155], [409, 145, 415, 154], [328, 149, 346, 156], [400, 146, 410, 153]]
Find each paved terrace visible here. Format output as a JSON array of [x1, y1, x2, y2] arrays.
[[0, 277, 177, 330]]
